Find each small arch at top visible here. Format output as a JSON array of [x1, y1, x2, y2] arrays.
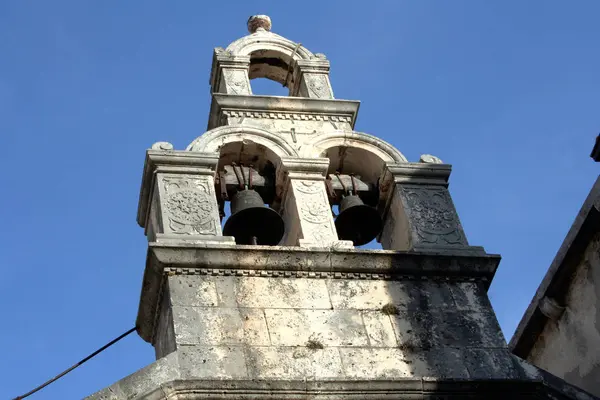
[[226, 33, 315, 94], [225, 33, 314, 60]]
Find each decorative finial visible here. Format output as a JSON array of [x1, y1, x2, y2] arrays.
[[247, 15, 272, 33], [151, 141, 174, 151], [419, 154, 443, 164]]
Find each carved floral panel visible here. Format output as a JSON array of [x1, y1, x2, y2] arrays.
[[399, 186, 466, 246], [159, 176, 220, 236], [292, 180, 338, 243]]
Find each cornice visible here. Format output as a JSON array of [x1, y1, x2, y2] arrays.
[[207, 93, 360, 131]]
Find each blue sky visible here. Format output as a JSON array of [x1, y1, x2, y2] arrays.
[[1, 1, 599, 398]]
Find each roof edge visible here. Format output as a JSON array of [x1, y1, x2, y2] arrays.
[[509, 175, 600, 356]]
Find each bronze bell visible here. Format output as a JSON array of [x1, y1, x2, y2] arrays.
[[335, 195, 383, 246], [223, 189, 285, 245]]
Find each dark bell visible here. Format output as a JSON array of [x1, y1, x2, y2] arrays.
[[335, 195, 383, 246], [223, 189, 285, 245]]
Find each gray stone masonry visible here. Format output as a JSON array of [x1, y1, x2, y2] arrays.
[[156, 274, 505, 378], [86, 244, 600, 398]]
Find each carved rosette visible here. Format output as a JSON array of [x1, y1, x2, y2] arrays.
[[400, 186, 466, 246], [161, 177, 219, 235], [293, 180, 337, 243]]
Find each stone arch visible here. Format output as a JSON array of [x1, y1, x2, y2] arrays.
[[226, 32, 314, 60], [305, 131, 407, 184], [187, 126, 296, 156], [187, 125, 298, 171], [226, 33, 314, 91]]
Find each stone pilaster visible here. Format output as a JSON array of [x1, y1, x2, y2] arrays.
[[137, 145, 234, 245], [209, 48, 252, 95], [291, 57, 334, 99], [277, 157, 352, 248], [379, 162, 483, 254]]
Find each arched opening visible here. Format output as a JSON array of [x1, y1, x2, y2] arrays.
[[248, 49, 293, 96], [187, 128, 299, 241], [213, 141, 284, 246], [214, 140, 281, 173], [323, 146, 387, 186], [251, 77, 290, 96], [321, 146, 391, 250], [306, 132, 407, 183]]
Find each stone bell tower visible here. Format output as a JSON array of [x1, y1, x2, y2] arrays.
[[88, 15, 598, 399]]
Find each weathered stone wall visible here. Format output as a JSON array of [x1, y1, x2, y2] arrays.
[[154, 274, 511, 381], [528, 233, 600, 397]]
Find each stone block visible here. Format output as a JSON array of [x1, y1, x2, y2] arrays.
[[390, 311, 435, 350], [361, 311, 398, 347], [326, 279, 456, 312], [412, 280, 456, 311], [449, 281, 492, 312], [264, 309, 368, 347], [236, 277, 332, 309], [214, 276, 238, 307], [154, 297, 176, 358], [339, 348, 414, 379], [172, 306, 270, 346], [389, 309, 505, 350], [245, 346, 344, 380], [463, 348, 522, 380], [411, 347, 470, 379], [432, 311, 506, 348], [326, 280, 412, 310], [178, 345, 248, 379], [168, 276, 219, 307]]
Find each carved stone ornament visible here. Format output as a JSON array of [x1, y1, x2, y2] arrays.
[[215, 47, 232, 56], [292, 180, 337, 243], [308, 221, 335, 243], [162, 177, 217, 235], [295, 180, 322, 194], [223, 69, 250, 95], [151, 142, 174, 151], [247, 15, 272, 33], [306, 74, 330, 99], [300, 200, 331, 224], [419, 154, 443, 164], [401, 186, 465, 245]]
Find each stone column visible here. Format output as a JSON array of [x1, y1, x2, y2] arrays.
[[379, 160, 484, 254], [209, 48, 252, 95], [277, 157, 352, 248], [137, 143, 234, 245], [291, 57, 334, 99]]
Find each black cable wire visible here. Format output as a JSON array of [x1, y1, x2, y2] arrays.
[[12, 326, 137, 400]]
